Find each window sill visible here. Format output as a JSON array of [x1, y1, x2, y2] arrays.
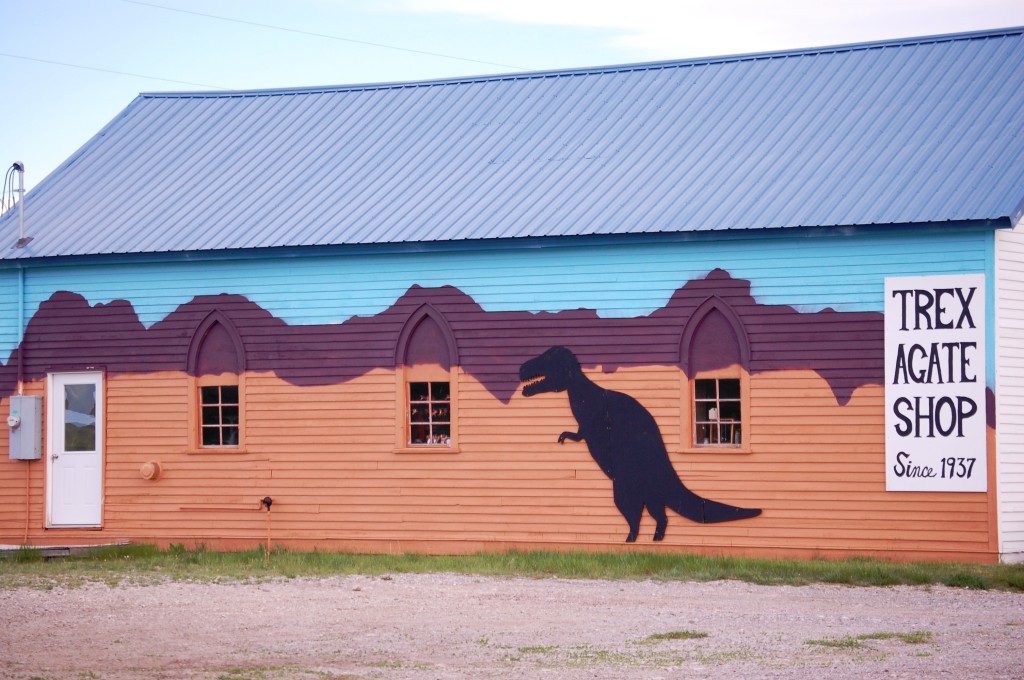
[[679, 444, 751, 455], [393, 445, 461, 454], [185, 447, 249, 455]]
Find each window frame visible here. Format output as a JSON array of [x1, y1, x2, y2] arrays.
[[395, 363, 460, 453], [198, 381, 242, 448], [692, 373, 744, 449], [684, 368, 750, 453], [190, 373, 246, 452]]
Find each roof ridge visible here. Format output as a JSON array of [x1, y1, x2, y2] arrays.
[[138, 25, 1024, 100]]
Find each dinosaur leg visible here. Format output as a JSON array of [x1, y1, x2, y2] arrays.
[[613, 485, 644, 542], [648, 504, 669, 541]]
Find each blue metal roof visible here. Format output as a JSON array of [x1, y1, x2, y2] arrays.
[[3, 27, 1023, 260]]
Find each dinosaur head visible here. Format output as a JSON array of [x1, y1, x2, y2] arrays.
[[519, 346, 580, 397]]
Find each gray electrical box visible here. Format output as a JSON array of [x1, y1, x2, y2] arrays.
[[9, 395, 42, 460]]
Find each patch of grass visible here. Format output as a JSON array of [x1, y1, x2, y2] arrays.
[[11, 546, 44, 563], [214, 666, 357, 679], [806, 635, 865, 649], [944, 572, 987, 590], [643, 630, 709, 642], [0, 545, 1021, 593], [692, 649, 756, 665], [506, 642, 698, 669], [858, 631, 933, 644], [565, 644, 634, 666], [807, 630, 934, 650]]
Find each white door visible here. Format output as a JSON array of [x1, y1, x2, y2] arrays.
[[47, 372, 103, 527]]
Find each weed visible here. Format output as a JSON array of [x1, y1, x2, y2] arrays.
[[857, 631, 933, 644], [945, 572, 987, 590], [807, 631, 934, 650], [643, 630, 709, 642], [566, 644, 634, 666], [806, 636, 864, 649], [518, 645, 558, 654], [692, 649, 756, 665], [11, 546, 43, 563]]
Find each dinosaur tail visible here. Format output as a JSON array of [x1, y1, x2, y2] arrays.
[[668, 482, 761, 524]]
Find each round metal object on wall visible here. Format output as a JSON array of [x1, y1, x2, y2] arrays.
[[139, 461, 161, 480]]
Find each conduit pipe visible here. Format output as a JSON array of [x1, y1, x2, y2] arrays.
[[261, 496, 273, 563], [17, 266, 24, 395]]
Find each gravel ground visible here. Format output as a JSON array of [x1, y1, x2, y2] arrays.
[[1, 574, 1022, 679]]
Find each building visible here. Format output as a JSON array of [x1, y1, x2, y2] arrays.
[[2, 27, 1023, 562]]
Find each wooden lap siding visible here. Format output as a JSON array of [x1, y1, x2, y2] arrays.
[[0, 366, 993, 560], [0, 230, 999, 561], [996, 226, 1024, 560]]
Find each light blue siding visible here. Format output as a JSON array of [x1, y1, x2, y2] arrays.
[[0, 269, 20, 361], [7, 229, 993, 378]]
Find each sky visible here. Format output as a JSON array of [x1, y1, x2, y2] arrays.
[[1, 0, 1023, 194]]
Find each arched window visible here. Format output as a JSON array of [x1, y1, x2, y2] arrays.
[[395, 305, 458, 451], [188, 311, 245, 450], [680, 297, 750, 449]]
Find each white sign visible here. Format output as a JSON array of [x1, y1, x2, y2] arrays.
[[885, 274, 986, 492]]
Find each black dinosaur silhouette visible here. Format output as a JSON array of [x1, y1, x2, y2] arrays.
[[519, 346, 761, 542]]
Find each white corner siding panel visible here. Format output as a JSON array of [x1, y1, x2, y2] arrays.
[[996, 224, 1024, 562]]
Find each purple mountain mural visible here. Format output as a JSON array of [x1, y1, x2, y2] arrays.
[[2, 269, 884, 405]]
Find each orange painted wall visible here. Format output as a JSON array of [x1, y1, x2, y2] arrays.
[[0, 363, 997, 562]]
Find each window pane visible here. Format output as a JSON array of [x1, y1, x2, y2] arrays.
[[409, 382, 429, 401], [202, 427, 221, 446], [410, 424, 430, 444], [64, 384, 96, 452], [221, 406, 240, 425], [221, 385, 239, 403], [718, 423, 734, 444], [719, 379, 740, 399], [694, 379, 716, 399], [200, 385, 220, 404], [432, 424, 451, 444], [720, 402, 741, 421], [410, 404, 429, 422], [430, 382, 450, 401], [222, 427, 239, 446], [202, 406, 220, 425]]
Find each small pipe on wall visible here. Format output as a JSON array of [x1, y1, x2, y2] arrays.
[[23, 460, 30, 545], [261, 496, 273, 560]]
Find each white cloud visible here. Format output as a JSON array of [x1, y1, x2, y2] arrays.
[[401, 0, 1024, 58]]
